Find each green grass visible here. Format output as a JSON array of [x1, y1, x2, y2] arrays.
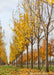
[[0, 65, 18, 70], [0, 65, 20, 75], [23, 65, 54, 72], [0, 65, 54, 75]]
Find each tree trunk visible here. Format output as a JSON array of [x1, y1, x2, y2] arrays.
[[16, 57, 17, 66], [27, 46, 28, 68], [37, 37, 40, 70], [45, 29, 49, 72], [31, 36, 33, 69], [37, 27, 40, 70], [21, 52, 23, 68]]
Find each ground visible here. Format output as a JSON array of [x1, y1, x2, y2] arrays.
[[0, 65, 54, 75]]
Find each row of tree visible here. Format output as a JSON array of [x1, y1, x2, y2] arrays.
[[9, 38, 54, 66], [9, 0, 54, 72], [17, 39, 54, 65]]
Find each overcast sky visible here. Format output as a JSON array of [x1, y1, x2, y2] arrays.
[[0, 0, 18, 63]]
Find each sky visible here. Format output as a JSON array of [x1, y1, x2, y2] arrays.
[[0, 0, 18, 63]]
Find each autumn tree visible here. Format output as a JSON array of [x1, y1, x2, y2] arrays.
[[40, 1, 54, 72], [0, 26, 7, 64], [9, 0, 54, 71]]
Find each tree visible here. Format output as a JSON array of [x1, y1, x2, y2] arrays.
[[12, 10, 34, 68], [0, 26, 7, 64], [41, 2, 54, 72]]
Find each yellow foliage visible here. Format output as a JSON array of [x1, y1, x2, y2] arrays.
[[47, 0, 54, 5], [0, 26, 7, 64]]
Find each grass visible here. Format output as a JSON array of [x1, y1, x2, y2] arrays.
[[23, 65, 54, 72], [0, 65, 19, 75], [0, 65, 54, 75]]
